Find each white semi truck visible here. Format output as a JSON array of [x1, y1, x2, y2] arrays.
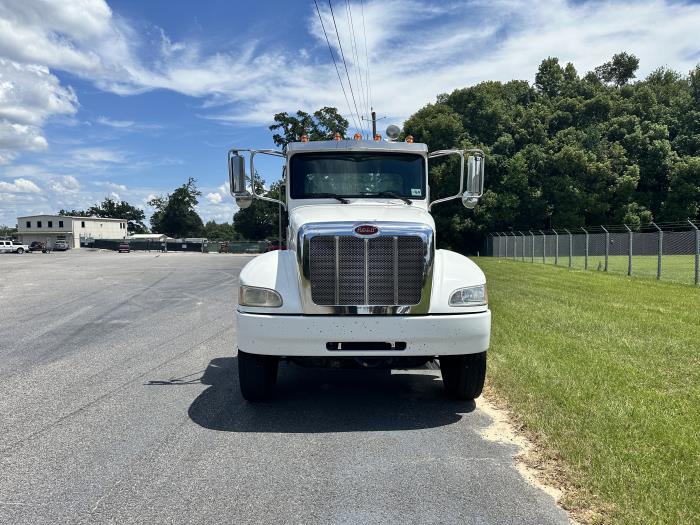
[[229, 131, 490, 401]]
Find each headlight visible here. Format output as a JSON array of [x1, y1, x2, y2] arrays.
[[449, 285, 487, 306], [239, 286, 283, 307]]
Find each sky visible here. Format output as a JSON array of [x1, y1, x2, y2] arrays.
[[1, 0, 700, 227]]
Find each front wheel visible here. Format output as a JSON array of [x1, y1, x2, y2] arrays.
[[439, 352, 487, 401], [16, 248, 24, 254], [238, 350, 279, 401]]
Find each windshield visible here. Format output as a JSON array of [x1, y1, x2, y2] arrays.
[[290, 152, 425, 200]]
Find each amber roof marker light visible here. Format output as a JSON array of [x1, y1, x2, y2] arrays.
[[353, 133, 362, 140], [300, 135, 309, 143], [334, 132, 342, 141], [405, 135, 414, 143], [373, 134, 382, 141]]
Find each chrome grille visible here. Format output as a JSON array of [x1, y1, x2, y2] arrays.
[[309, 235, 425, 306]]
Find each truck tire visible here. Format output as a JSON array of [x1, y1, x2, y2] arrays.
[[16, 248, 24, 254], [238, 349, 279, 401], [439, 352, 487, 401]]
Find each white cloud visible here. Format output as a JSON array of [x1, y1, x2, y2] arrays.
[[206, 192, 223, 204], [295, 0, 700, 126], [0, 177, 41, 193], [0, 57, 77, 161], [185, 0, 700, 127], [48, 175, 80, 193], [94, 181, 127, 192], [96, 116, 135, 128], [70, 147, 123, 164], [96, 116, 162, 130]]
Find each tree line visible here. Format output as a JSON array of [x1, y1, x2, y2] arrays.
[[403, 52, 700, 251]]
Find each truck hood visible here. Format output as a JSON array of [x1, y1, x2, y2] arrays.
[[289, 203, 435, 234]]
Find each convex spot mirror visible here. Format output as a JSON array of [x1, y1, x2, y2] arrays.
[[236, 192, 253, 209]]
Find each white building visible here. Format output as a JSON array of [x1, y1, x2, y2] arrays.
[[17, 215, 128, 249]]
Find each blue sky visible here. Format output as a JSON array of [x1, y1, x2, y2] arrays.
[[1, 0, 700, 227]]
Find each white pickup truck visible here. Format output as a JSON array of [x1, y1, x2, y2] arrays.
[[228, 131, 490, 402], [0, 240, 29, 254]]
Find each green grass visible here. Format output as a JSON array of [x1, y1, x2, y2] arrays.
[[507, 254, 699, 285], [477, 258, 700, 524]]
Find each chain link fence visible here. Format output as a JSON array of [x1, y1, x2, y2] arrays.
[[486, 221, 700, 286]]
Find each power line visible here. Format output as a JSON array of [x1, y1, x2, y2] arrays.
[[313, 0, 360, 133], [327, 0, 364, 136], [345, 0, 368, 135], [360, 0, 373, 126]]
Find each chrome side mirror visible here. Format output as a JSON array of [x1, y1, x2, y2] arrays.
[[462, 153, 484, 208], [228, 151, 247, 195]]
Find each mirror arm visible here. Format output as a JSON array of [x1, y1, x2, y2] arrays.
[[250, 150, 287, 210], [427, 149, 464, 210], [228, 148, 287, 210]]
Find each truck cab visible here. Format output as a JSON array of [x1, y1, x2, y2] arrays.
[[229, 134, 490, 401]]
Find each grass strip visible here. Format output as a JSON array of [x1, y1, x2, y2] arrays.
[[477, 258, 700, 524]]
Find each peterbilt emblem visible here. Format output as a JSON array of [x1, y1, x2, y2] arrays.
[[355, 224, 379, 235]]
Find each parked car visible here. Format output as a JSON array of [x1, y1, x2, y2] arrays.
[[0, 240, 29, 254], [28, 241, 48, 253], [117, 242, 130, 253], [54, 239, 69, 251]]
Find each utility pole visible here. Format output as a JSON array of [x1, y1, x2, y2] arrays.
[[371, 109, 377, 137]]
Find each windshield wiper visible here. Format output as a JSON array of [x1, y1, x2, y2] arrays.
[[307, 193, 349, 204], [361, 191, 412, 205]]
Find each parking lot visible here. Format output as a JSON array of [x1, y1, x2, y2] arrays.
[[0, 251, 569, 524]]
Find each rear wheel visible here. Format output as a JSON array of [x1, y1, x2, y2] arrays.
[[238, 349, 279, 401], [16, 248, 24, 254], [439, 352, 487, 401]]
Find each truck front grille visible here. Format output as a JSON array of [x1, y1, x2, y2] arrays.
[[309, 235, 425, 306]]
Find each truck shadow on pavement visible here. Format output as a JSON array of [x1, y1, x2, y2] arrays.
[[187, 357, 475, 433]]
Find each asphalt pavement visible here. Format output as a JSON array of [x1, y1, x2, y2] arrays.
[[0, 250, 570, 524]]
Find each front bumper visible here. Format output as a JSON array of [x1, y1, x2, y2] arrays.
[[236, 310, 491, 357]]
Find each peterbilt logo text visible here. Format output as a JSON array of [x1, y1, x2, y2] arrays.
[[354, 225, 379, 235]]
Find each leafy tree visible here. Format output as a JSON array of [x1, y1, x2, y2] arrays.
[[269, 107, 349, 147], [403, 103, 465, 150], [535, 57, 565, 97], [148, 178, 205, 238], [86, 198, 148, 233], [203, 220, 240, 241], [0, 224, 18, 238], [58, 209, 90, 217], [595, 52, 640, 86], [58, 199, 148, 233]]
